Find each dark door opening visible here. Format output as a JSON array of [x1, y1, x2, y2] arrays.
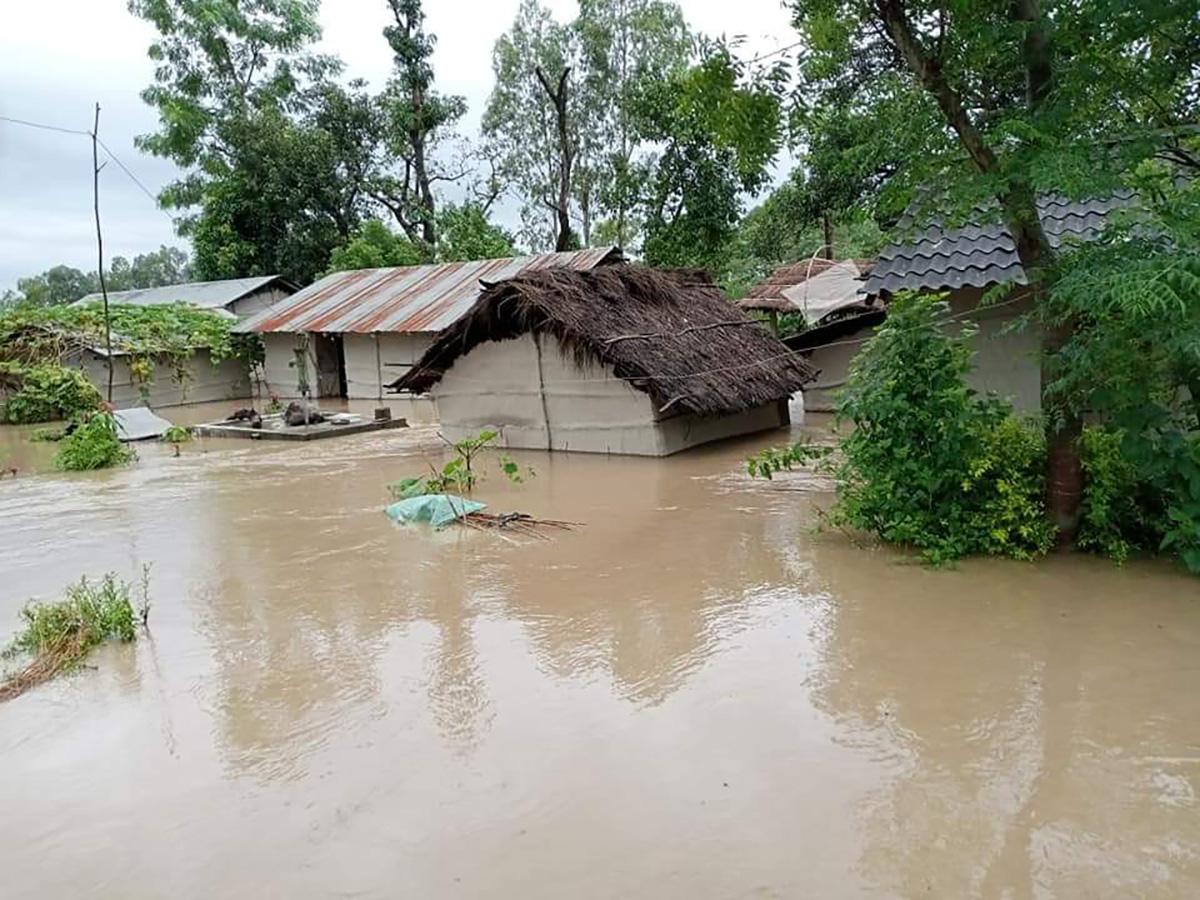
[[312, 333, 347, 399]]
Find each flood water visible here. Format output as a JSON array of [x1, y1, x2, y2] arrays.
[[1, 404, 1198, 899]]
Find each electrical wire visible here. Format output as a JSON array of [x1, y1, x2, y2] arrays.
[[0, 114, 90, 137], [0, 113, 172, 219]]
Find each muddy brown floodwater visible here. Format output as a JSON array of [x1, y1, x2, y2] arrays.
[[1, 405, 1198, 899]]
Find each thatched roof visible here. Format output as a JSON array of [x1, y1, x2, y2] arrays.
[[390, 265, 815, 417], [739, 258, 876, 313]]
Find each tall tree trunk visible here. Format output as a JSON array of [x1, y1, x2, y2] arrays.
[[536, 67, 574, 251], [877, 0, 1081, 540], [821, 212, 834, 260]]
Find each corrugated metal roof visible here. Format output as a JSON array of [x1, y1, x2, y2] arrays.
[[863, 192, 1136, 296], [236, 247, 623, 335], [77, 275, 292, 311]]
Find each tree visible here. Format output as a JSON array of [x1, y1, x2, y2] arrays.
[[572, 0, 691, 247], [788, 0, 1200, 539], [483, 0, 692, 251], [129, 0, 336, 208], [326, 220, 427, 273], [373, 0, 467, 249], [9, 266, 98, 308], [107, 246, 192, 291], [636, 45, 785, 278], [483, 0, 575, 250], [436, 204, 516, 262], [131, 0, 367, 284], [187, 103, 371, 284]]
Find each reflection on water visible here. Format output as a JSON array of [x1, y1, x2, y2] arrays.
[[0, 416, 1197, 898]]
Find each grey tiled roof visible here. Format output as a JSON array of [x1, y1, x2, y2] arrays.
[[863, 191, 1135, 296]]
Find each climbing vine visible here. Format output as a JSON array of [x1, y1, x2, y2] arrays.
[[0, 303, 260, 421]]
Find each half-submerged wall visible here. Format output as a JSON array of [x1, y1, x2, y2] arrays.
[[431, 333, 788, 456], [75, 350, 250, 408], [260, 331, 436, 422]]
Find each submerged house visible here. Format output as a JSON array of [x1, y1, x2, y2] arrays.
[[738, 258, 878, 413], [235, 248, 622, 416], [73, 275, 297, 407], [863, 192, 1135, 411], [390, 265, 815, 456]]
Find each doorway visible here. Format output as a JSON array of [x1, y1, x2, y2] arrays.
[[312, 333, 347, 399]]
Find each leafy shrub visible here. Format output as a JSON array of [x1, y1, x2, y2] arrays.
[[8, 574, 138, 657], [2, 363, 101, 424], [1078, 427, 1145, 563], [830, 292, 1053, 563], [54, 412, 135, 471]]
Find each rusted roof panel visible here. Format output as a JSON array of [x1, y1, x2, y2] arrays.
[[235, 247, 622, 335]]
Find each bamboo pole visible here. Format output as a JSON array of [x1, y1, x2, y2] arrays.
[[91, 103, 114, 403]]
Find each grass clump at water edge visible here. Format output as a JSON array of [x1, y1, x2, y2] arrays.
[[1, 569, 150, 702]]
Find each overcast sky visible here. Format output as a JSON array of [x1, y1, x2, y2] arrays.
[[0, 0, 796, 291]]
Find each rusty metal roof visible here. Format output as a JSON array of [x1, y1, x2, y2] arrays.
[[235, 247, 622, 335]]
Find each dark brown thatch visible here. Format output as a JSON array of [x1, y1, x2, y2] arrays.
[[739, 258, 876, 312], [390, 265, 815, 417]]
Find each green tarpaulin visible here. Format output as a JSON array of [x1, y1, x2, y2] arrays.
[[384, 494, 486, 529]]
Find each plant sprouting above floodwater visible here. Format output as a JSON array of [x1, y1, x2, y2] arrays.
[[161, 424, 193, 457], [54, 411, 135, 472], [389, 430, 531, 500]]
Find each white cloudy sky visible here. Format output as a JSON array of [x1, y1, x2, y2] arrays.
[[0, 0, 797, 290]]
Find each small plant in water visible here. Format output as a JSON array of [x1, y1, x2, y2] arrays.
[[388, 430, 531, 499], [1, 569, 150, 702], [161, 424, 192, 457], [746, 439, 829, 480]]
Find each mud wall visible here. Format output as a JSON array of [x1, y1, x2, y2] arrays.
[[432, 333, 787, 456]]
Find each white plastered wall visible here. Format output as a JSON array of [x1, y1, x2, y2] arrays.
[[227, 284, 293, 319], [258, 330, 435, 422], [802, 324, 880, 412], [76, 350, 250, 408], [342, 333, 434, 400], [798, 287, 1042, 414], [431, 333, 788, 456], [948, 287, 1042, 412]]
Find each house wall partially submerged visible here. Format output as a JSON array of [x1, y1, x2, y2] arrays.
[[75, 349, 251, 408], [429, 333, 789, 456], [801, 288, 1042, 413], [947, 287, 1041, 412], [802, 324, 881, 412], [261, 331, 436, 421]]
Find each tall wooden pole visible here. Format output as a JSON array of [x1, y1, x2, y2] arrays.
[[91, 103, 114, 403]]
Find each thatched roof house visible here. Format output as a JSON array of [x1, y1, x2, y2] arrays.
[[392, 265, 814, 456]]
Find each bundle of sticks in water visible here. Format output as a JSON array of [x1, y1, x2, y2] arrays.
[[0, 631, 87, 703], [457, 511, 580, 540]]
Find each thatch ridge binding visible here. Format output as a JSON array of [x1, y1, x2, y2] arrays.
[[390, 265, 815, 417]]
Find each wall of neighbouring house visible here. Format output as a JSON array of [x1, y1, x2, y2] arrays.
[[802, 323, 882, 412], [260, 331, 436, 422], [947, 287, 1041, 412], [74, 349, 250, 408], [227, 284, 295, 320], [430, 333, 788, 456], [800, 287, 1041, 413]]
